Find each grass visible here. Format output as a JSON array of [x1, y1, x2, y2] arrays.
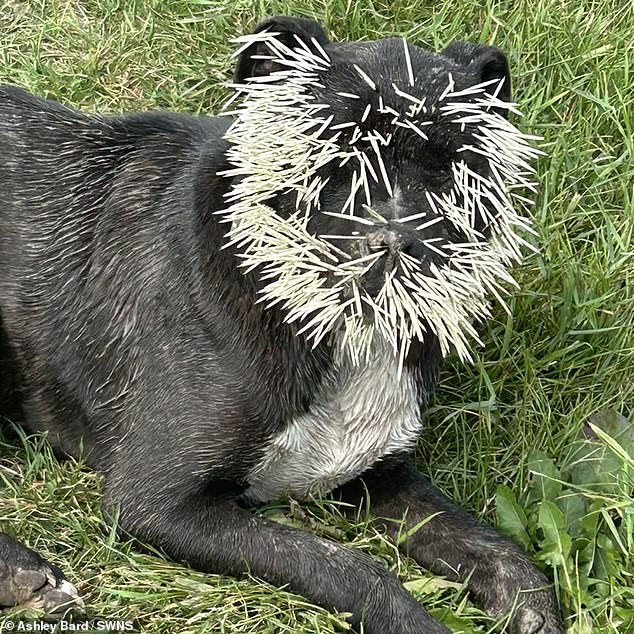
[[0, 0, 633, 632]]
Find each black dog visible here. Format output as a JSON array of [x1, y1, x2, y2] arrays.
[[0, 16, 562, 634]]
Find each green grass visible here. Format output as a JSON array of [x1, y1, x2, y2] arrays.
[[1, 0, 633, 632]]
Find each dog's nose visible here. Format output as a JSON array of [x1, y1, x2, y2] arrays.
[[366, 229, 405, 253], [366, 228, 426, 259]]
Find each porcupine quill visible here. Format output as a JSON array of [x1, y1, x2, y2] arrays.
[[218, 30, 543, 371]]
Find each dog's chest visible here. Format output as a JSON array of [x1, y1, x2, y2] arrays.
[[244, 346, 423, 503]]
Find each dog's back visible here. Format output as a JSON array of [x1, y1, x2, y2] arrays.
[[0, 86, 244, 463], [0, 85, 221, 298]]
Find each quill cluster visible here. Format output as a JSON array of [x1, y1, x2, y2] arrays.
[[219, 30, 542, 367]]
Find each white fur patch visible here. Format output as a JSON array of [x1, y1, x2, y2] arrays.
[[244, 338, 423, 502]]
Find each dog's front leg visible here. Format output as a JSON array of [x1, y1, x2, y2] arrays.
[[107, 480, 449, 634], [335, 460, 564, 634]]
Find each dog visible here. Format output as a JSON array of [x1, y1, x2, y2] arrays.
[[0, 16, 563, 634]]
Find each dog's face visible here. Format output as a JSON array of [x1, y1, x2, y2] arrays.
[[221, 17, 539, 363]]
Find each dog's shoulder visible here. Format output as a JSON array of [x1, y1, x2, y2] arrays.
[[107, 109, 229, 154], [0, 84, 229, 157], [0, 83, 79, 114]]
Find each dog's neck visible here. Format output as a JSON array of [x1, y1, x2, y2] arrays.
[[242, 332, 428, 503]]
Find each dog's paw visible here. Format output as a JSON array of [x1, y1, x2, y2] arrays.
[[491, 586, 563, 634], [0, 533, 84, 616], [21, 576, 84, 617], [475, 557, 564, 634], [508, 601, 564, 634]]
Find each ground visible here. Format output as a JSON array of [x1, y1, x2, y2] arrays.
[[0, 1, 632, 632]]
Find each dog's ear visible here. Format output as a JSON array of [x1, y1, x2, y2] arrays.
[[440, 42, 511, 104], [234, 16, 331, 83]]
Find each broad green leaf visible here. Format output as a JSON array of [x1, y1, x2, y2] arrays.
[[404, 577, 463, 595], [527, 450, 562, 503], [536, 500, 572, 566], [495, 484, 532, 551], [556, 489, 587, 538], [576, 502, 601, 570], [564, 410, 634, 495], [429, 608, 480, 634], [613, 605, 634, 633], [588, 409, 634, 460], [566, 613, 594, 634], [564, 439, 620, 494], [593, 534, 621, 583], [588, 422, 634, 472]]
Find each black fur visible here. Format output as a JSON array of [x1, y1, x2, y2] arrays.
[[0, 17, 562, 634]]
